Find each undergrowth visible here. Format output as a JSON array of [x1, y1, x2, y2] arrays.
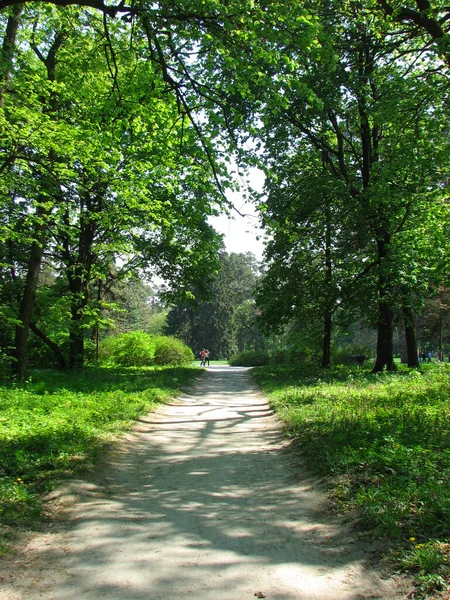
[[252, 362, 450, 599], [0, 365, 200, 551]]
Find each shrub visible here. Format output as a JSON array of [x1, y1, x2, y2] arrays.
[[153, 336, 194, 366], [100, 332, 156, 366], [99, 332, 194, 367], [332, 344, 373, 366], [269, 349, 289, 364], [229, 350, 269, 366]]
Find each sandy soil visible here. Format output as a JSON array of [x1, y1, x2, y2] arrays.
[[1, 366, 410, 600]]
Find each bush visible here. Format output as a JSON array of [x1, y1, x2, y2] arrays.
[[153, 336, 194, 366], [332, 344, 373, 366], [269, 349, 290, 364], [229, 350, 269, 366], [99, 332, 156, 366], [99, 332, 194, 367]]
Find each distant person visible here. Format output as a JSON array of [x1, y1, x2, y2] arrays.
[[427, 350, 432, 362], [199, 349, 206, 366], [204, 349, 210, 366]]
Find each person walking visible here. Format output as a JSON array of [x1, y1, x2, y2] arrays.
[[199, 349, 206, 366]]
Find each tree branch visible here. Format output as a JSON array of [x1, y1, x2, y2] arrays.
[[0, 0, 133, 16]]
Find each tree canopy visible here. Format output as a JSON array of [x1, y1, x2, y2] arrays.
[[1, 0, 450, 374]]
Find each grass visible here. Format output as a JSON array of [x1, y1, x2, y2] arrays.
[[192, 360, 229, 366], [252, 361, 450, 599], [0, 365, 201, 552]]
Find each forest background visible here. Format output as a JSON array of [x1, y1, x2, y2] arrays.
[[1, 0, 450, 597]]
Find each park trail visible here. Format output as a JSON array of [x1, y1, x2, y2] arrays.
[[2, 366, 408, 600]]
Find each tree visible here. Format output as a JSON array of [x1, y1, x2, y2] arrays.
[[254, 0, 450, 370], [0, 4, 227, 375], [376, 0, 450, 66], [165, 252, 262, 359]]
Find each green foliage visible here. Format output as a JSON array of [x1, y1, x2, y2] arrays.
[[0, 4, 225, 374], [252, 362, 450, 595], [254, 0, 450, 371], [229, 349, 269, 366], [166, 252, 264, 359], [0, 366, 200, 535], [100, 332, 157, 367], [401, 541, 450, 596], [99, 332, 193, 367], [152, 336, 194, 366]]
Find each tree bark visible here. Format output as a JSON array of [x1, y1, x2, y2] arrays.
[[63, 204, 97, 369], [372, 237, 396, 372], [11, 34, 65, 379], [373, 301, 396, 372], [0, 3, 21, 108], [67, 262, 90, 369], [30, 323, 68, 369], [321, 308, 332, 369], [321, 197, 333, 369], [13, 205, 47, 379], [402, 303, 419, 368]]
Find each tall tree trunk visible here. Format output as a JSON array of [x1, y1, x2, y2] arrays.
[[321, 308, 332, 369], [372, 237, 396, 372], [0, 4, 22, 108], [68, 264, 89, 369], [30, 323, 67, 369], [402, 302, 419, 368], [11, 33, 66, 378], [69, 314, 84, 368], [321, 197, 333, 369], [373, 301, 396, 372], [65, 214, 96, 369], [13, 205, 47, 379]]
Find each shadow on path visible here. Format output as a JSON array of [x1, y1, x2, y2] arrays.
[[4, 367, 402, 600]]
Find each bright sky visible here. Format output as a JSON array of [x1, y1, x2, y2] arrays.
[[208, 168, 266, 261], [208, 206, 264, 260]]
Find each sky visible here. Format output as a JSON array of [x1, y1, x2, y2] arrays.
[[208, 204, 265, 260], [208, 168, 266, 261]]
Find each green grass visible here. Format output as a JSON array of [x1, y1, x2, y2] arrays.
[[252, 362, 450, 598], [192, 360, 229, 366], [0, 365, 201, 549]]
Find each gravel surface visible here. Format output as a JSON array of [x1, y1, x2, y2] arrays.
[[1, 366, 408, 600]]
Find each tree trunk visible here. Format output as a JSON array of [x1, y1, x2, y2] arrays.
[[372, 237, 396, 372], [68, 264, 88, 369], [0, 4, 22, 108], [13, 206, 47, 379], [11, 34, 66, 379], [321, 308, 332, 369], [30, 323, 68, 369], [65, 217, 96, 369], [321, 198, 333, 369], [402, 303, 419, 368], [373, 301, 396, 372], [69, 320, 84, 368]]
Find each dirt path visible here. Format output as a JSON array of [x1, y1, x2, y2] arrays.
[[2, 366, 407, 600]]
